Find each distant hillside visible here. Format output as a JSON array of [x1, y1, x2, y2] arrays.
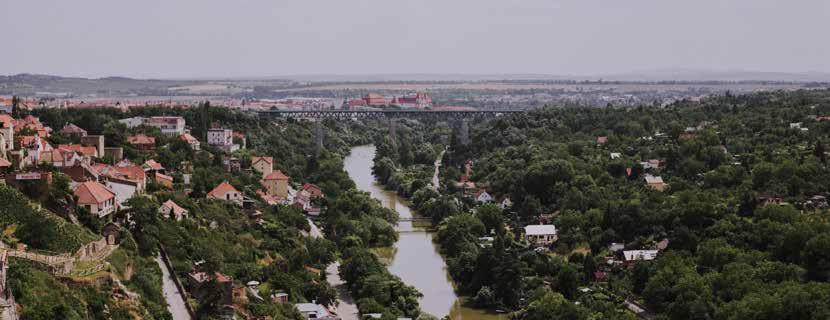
[[0, 73, 199, 96]]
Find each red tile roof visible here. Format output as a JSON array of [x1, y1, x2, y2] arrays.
[[60, 123, 87, 135], [0, 157, 11, 167], [208, 181, 239, 198], [58, 144, 98, 157], [180, 133, 199, 143], [251, 156, 273, 166], [263, 170, 290, 181], [128, 134, 156, 145], [74, 181, 116, 205], [155, 173, 173, 182], [143, 159, 164, 171]]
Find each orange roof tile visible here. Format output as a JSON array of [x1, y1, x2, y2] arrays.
[[263, 170, 290, 181], [74, 181, 116, 205], [128, 134, 156, 145], [58, 144, 98, 157], [208, 181, 239, 198], [251, 156, 273, 165]]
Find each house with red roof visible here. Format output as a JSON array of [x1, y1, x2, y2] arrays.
[[159, 200, 188, 221], [39, 148, 83, 168], [57, 144, 98, 158], [60, 123, 87, 137], [262, 170, 290, 198], [180, 133, 201, 150], [300, 183, 323, 199], [127, 134, 156, 152], [207, 181, 243, 206], [154, 173, 174, 189], [251, 156, 273, 177], [74, 181, 118, 217]]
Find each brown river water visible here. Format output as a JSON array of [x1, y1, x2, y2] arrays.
[[343, 145, 503, 319]]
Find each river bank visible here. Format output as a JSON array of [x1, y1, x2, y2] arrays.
[[343, 145, 503, 320]]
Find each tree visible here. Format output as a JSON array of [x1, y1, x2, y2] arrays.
[[804, 234, 830, 281], [516, 289, 588, 320]]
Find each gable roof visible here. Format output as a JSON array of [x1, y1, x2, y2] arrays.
[[128, 134, 156, 145], [180, 133, 199, 143], [474, 189, 490, 198], [143, 159, 165, 171], [74, 181, 116, 204], [155, 173, 173, 182], [251, 156, 273, 166], [161, 200, 188, 216], [208, 181, 239, 198], [58, 144, 98, 157], [0, 157, 11, 167], [60, 123, 87, 134], [263, 170, 290, 181], [644, 175, 664, 184]]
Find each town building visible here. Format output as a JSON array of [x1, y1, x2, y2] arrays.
[[57, 144, 98, 158], [73, 181, 118, 218], [154, 173, 174, 189], [644, 174, 666, 191], [60, 123, 87, 137], [39, 148, 84, 168], [622, 250, 659, 267], [0, 115, 14, 153], [363, 93, 387, 106], [142, 159, 165, 176], [188, 271, 233, 306], [473, 189, 492, 203], [147, 117, 186, 135], [524, 224, 558, 246], [207, 181, 243, 206], [159, 200, 188, 221], [251, 156, 274, 177], [207, 128, 239, 152], [127, 134, 156, 152], [180, 133, 201, 150], [262, 170, 290, 198], [295, 302, 340, 320], [79, 135, 105, 158], [390, 92, 432, 109]]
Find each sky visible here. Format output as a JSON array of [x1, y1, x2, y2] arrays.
[[2, 0, 829, 79]]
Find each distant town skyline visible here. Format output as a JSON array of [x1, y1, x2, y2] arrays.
[[2, 0, 829, 79]]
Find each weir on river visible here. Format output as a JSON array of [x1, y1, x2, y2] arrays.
[[343, 145, 501, 320]]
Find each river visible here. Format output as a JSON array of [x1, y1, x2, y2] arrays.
[[343, 145, 502, 320]]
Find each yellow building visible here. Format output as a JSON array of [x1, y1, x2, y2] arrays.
[[262, 170, 290, 198], [251, 156, 273, 177]]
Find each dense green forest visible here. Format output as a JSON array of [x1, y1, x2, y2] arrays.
[[372, 89, 830, 319]]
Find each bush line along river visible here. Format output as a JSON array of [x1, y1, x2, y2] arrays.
[[343, 145, 501, 320]]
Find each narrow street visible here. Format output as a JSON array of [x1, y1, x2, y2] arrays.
[[307, 218, 359, 320], [155, 255, 192, 320]]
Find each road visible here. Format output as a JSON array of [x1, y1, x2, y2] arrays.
[[307, 218, 359, 320], [155, 255, 193, 320]]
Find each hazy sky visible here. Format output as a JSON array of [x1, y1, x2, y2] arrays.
[[2, 0, 829, 79]]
